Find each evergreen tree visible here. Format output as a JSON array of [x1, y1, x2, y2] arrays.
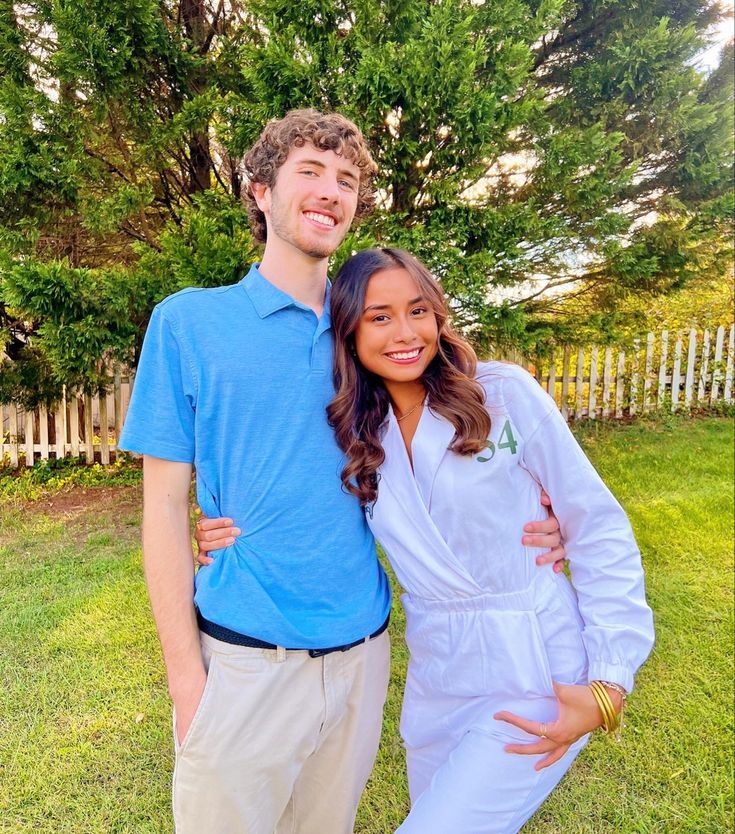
[[0, 0, 732, 402]]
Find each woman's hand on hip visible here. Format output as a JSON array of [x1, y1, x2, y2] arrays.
[[493, 681, 620, 771], [194, 513, 241, 565]]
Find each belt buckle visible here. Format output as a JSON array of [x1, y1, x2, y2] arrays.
[[308, 636, 365, 658]]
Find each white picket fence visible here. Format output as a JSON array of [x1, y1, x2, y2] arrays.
[[1, 324, 733, 467], [527, 324, 735, 421], [0, 370, 134, 468]]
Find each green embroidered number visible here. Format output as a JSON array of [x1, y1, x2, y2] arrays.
[[477, 420, 518, 463], [497, 420, 518, 455], [477, 440, 496, 463]]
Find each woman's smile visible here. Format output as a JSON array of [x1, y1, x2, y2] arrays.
[[384, 347, 425, 364]]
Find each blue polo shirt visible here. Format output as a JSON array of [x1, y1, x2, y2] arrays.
[[119, 264, 390, 648]]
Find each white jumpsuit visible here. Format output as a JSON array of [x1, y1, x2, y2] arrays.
[[367, 362, 655, 834]]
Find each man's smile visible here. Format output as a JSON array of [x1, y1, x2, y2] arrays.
[[304, 210, 337, 228]]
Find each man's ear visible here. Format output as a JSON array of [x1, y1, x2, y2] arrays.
[[251, 181, 270, 213]]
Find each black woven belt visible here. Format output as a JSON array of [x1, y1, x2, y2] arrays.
[[197, 610, 390, 658]]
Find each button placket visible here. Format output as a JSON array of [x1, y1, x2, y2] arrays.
[[310, 319, 332, 374]]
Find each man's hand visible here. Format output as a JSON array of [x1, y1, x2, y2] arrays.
[[172, 666, 208, 747], [143, 456, 206, 739], [523, 490, 567, 573]]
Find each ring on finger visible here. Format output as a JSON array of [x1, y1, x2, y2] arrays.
[[539, 722, 548, 738]]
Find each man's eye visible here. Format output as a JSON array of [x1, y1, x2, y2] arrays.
[[340, 180, 356, 190]]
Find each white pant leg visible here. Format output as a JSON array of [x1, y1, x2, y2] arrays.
[[397, 728, 589, 834]]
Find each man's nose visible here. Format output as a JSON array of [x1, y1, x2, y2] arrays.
[[317, 174, 341, 203]]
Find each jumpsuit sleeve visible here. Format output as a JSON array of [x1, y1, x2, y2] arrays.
[[498, 365, 655, 693]]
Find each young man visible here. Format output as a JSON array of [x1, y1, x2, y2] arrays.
[[119, 110, 564, 834]]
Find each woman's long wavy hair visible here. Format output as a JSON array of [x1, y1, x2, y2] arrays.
[[327, 248, 491, 506]]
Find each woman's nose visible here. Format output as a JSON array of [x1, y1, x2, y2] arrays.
[[394, 318, 417, 342]]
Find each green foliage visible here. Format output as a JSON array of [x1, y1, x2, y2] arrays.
[[0, 343, 60, 409], [135, 191, 258, 297], [536, 262, 733, 346], [0, 1, 732, 400], [0, 456, 141, 503]]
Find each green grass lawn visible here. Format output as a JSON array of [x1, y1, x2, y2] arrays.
[[0, 416, 732, 833]]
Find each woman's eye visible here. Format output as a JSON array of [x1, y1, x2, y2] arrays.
[[411, 307, 427, 316]]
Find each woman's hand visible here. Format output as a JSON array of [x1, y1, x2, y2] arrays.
[[194, 514, 241, 565], [493, 681, 623, 770], [523, 489, 567, 573]]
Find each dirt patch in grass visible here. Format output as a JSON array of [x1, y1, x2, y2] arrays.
[[25, 484, 142, 517]]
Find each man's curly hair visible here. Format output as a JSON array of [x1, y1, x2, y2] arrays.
[[242, 109, 378, 243]]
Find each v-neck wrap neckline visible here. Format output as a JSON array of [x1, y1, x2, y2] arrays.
[[385, 403, 455, 511]]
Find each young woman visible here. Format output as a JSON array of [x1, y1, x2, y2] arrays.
[[196, 248, 654, 833]]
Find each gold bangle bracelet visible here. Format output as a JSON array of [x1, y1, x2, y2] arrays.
[[595, 681, 621, 732], [589, 681, 620, 733], [588, 684, 612, 731], [592, 688, 617, 733], [590, 680, 618, 730]]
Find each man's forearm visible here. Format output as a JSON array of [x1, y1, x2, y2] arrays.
[[142, 459, 204, 699]]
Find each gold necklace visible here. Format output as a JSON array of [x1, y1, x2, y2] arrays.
[[396, 397, 425, 423]]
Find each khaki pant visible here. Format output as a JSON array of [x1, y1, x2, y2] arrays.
[[172, 628, 391, 834]]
